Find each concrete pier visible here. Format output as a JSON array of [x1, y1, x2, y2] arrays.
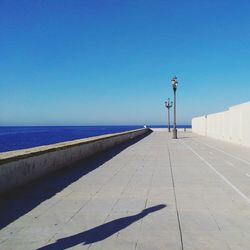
[[0, 128, 150, 194], [1, 130, 250, 249]]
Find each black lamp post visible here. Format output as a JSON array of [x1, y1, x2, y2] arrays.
[[165, 98, 173, 132], [171, 76, 178, 139]]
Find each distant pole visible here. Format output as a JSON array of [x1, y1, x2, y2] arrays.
[[165, 98, 173, 132], [171, 76, 178, 139]]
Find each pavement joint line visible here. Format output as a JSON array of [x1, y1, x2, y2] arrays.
[[226, 161, 234, 167], [181, 139, 250, 205], [206, 208, 232, 250], [192, 137, 250, 166], [167, 142, 184, 250], [134, 239, 139, 250], [34, 189, 76, 220], [207, 208, 233, 250], [134, 157, 155, 250], [207, 207, 224, 241], [209, 209, 221, 232]]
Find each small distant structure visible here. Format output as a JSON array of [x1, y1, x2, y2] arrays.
[[143, 125, 147, 128]]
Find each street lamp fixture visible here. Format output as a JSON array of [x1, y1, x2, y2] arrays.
[[171, 76, 178, 139], [165, 98, 173, 132]]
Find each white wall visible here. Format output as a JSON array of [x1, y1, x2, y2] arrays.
[[192, 116, 207, 136], [192, 102, 250, 147], [0, 128, 150, 194]]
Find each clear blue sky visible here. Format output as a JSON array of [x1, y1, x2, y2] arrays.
[[1, 0, 250, 126]]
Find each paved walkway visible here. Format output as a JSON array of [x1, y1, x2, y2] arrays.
[[1, 130, 250, 249]]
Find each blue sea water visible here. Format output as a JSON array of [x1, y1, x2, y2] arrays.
[[0, 125, 191, 153]]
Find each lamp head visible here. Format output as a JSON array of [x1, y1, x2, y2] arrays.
[[165, 99, 173, 108], [171, 76, 178, 90]]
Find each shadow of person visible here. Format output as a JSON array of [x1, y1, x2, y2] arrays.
[[37, 204, 166, 250]]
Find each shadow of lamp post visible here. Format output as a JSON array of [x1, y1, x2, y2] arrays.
[[165, 98, 173, 132], [171, 76, 178, 139]]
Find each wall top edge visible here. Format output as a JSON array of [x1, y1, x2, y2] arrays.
[[229, 101, 250, 110], [0, 128, 149, 164], [192, 101, 250, 121]]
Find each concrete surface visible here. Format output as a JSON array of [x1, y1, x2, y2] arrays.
[[1, 130, 250, 249], [0, 128, 150, 194], [192, 101, 250, 147]]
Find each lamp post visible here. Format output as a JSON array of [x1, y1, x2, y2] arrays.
[[165, 98, 173, 132], [171, 76, 178, 139]]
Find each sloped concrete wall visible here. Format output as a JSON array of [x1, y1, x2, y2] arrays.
[[0, 128, 150, 194], [192, 102, 250, 147]]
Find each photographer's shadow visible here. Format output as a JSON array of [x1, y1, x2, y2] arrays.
[[37, 204, 166, 250]]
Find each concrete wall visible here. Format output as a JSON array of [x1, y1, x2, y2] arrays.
[[0, 128, 150, 194], [192, 102, 250, 147]]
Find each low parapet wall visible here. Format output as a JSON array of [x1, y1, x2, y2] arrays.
[[0, 128, 150, 194], [192, 102, 250, 147]]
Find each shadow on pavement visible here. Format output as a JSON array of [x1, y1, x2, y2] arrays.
[[37, 204, 166, 250], [0, 132, 151, 230]]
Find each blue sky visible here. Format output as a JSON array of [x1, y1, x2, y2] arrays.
[[1, 0, 250, 126]]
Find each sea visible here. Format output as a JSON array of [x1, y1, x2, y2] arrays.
[[0, 125, 191, 153]]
